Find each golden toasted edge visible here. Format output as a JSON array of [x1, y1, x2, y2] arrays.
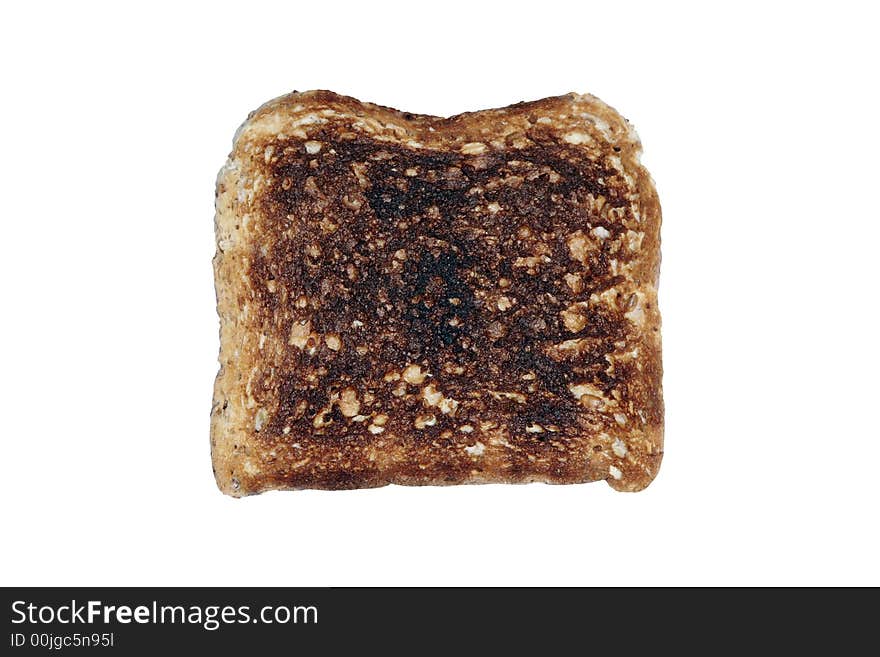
[[211, 150, 248, 496], [582, 97, 662, 492]]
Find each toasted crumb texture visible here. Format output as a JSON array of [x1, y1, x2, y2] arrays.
[[211, 90, 663, 496]]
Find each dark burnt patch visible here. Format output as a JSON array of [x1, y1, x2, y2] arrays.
[[251, 128, 638, 443]]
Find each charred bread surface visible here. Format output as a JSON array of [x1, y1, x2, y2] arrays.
[[212, 91, 663, 495]]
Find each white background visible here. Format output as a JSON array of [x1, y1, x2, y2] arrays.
[[1, 1, 878, 586]]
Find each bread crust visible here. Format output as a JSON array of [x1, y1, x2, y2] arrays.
[[212, 91, 662, 496]]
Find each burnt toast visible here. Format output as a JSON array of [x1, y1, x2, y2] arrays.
[[212, 90, 663, 495]]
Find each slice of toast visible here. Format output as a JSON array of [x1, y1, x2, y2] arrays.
[[212, 90, 663, 496]]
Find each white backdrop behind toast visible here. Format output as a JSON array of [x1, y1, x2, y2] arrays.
[[1, 0, 877, 585]]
